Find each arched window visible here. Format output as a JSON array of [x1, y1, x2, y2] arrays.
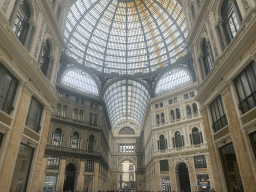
[[156, 114, 160, 124], [53, 128, 62, 146], [191, 4, 196, 19], [73, 109, 78, 120], [56, 104, 61, 116], [94, 114, 97, 126], [186, 105, 192, 116], [158, 135, 167, 150], [161, 113, 165, 123], [170, 110, 175, 121], [79, 110, 83, 121], [57, 5, 61, 21], [88, 135, 94, 152], [11, 0, 31, 45], [62, 105, 67, 117], [202, 38, 214, 75], [176, 108, 181, 120], [190, 127, 203, 145], [192, 103, 198, 115], [72, 132, 79, 148], [173, 131, 184, 148], [221, 0, 241, 43], [39, 40, 51, 76]]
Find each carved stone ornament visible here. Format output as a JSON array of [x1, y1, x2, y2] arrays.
[[2, 0, 12, 13], [173, 157, 188, 167]]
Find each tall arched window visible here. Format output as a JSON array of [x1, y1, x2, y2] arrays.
[[53, 128, 62, 146], [88, 135, 94, 152], [173, 131, 184, 148], [39, 40, 51, 76], [73, 109, 78, 120], [190, 127, 203, 145], [192, 103, 198, 114], [57, 5, 61, 21], [202, 38, 214, 75], [191, 4, 196, 19], [11, 0, 31, 45], [79, 110, 83, 121], [72, 132, 79, 148], [56, 104, 61, 116], [176, 108, 181, 120], [62, 105, 67, 117], [170, 110, 175, 121], [158, 135, 167, 150], [221, 0, 241, 43], [161, 113, 165, 123], [156, 114, 160, 124], [186, 105, 192, 117]]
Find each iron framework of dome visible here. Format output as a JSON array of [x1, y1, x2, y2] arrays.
[[64, 0, 187, 75], [60, 0, 192, 130]]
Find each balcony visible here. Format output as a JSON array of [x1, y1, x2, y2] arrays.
[[52, 115, 101, 129], [154, 114, 201, 128], [154, 143, 208, 156]]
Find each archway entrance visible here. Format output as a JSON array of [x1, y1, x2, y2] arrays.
[[178, 163, 191, 192], [118, 160, 136, 192], [63, 163, 76, 192]]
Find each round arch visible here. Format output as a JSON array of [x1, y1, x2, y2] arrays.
[[117, 157, 137, 170]]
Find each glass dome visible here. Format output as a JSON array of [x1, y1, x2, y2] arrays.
[[61, 68, 99, 95], [155, 69, 192, 95], [104, 79, 150, 127], [65, 0, 187, 75]]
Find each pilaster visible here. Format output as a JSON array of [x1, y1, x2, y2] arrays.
[[56, 158, 66, 191]]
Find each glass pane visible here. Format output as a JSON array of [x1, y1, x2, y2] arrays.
[[240, 72, 251, 97]]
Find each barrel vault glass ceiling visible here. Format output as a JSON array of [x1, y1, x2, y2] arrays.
[[63, 0, 188, 130]]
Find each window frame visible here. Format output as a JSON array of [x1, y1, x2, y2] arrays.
[[194, 155, 207, 169]]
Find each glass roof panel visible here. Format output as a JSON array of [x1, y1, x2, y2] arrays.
[[155, 69, 192, 96], [61, 69, 99, 96], [104, 79, 150, 127], [64, 0, 187, 75]]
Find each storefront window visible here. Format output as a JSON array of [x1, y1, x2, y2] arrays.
[[197, 173, 210, 191], [10, 143, 34, 192], [219, 143, 244, 192], [43, 175, 57, 192]]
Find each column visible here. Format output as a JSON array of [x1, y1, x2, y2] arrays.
[[24, 20, 35, 49], [154, 161, 161, 191], [188, 157, 197, 192], [222, 88, 256, 191], [9, 0, 24, 27], [169, 159, 177, 192], [206, 155, 215, 189], [56, 158, 66, 191], [202, 110, 224, 191], [93, 162, 100, 192], [30, 108, 54, 191], [217, 19, 229, 48], [215, 24, 225, 52], [36, 157, 48, 191], [46, 55, 54, 79], [199, 54, 207, 77], [77, 160, 85, 191], [0, 85, 31, 191]]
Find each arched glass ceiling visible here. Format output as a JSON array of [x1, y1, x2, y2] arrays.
[[104, 80, 150, 127], [61, 69, 99, 96], [64, 0, 187, 75], [155, 69, 192, 96]]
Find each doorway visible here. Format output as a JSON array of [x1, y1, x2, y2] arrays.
[[63, 163, 76, 192], [178, 163, 191, 192]]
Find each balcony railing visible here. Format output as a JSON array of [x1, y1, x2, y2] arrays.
[[46, 144, 101, 156], [154, 114, 200, 128], [154, 143, 208, 155], [53, 115, 101, 129]]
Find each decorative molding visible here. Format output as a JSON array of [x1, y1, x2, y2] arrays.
[[34, 17, 46, 58], [241, 0, 250, 12], [173, 157, 188, 167], [2, 0, 12, 13], [206, 14, 218, 57]]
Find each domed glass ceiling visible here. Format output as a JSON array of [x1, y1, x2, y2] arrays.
[[65, 0, 187, 75]]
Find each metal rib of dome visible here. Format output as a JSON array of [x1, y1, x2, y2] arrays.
[[65, 0, 187, 75]]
